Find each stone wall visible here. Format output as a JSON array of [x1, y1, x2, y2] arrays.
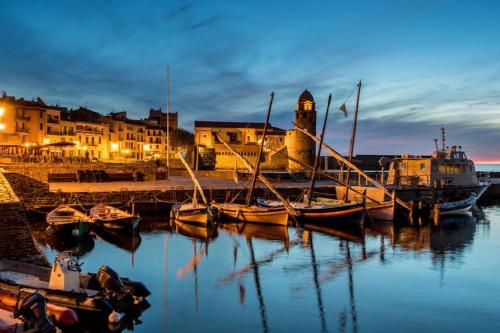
[[0, 172, 48, 265]]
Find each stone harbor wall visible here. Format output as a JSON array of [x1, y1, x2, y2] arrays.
[[0, 162, 236, 183], [0, 171, 48, 265]]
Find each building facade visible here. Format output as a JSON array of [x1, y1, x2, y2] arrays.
[[0, 94, 178, 162], [194, 90, 317, 171]]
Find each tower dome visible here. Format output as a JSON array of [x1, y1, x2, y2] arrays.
[[298, 89, 314, 103], [297, 89, 315, 111]]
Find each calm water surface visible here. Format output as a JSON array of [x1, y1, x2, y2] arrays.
[[32, 202, 500, 333]]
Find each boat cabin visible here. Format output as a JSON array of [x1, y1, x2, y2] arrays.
[[386, 146, 478, 188]]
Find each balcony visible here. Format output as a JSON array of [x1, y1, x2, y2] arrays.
[[46, 130, 62, 136], [15, 127, 31, 134], [47, 117, 60, 124], [16, 114, 31, 121]]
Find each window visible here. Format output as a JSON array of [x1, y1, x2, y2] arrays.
[[420, 163, 426, 171], [40, 124, 43, 130], [400, 162, 406, 170]]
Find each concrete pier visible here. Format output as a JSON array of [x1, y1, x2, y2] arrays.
[[0, 171, 48, 265]]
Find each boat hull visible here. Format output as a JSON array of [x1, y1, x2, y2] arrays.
[[170, 204, 216, 225], [256, 198, 365, 226], [48, 221, 93, 235], [97, 217, 140, 231], [366, 202, 394, 221], [212, 203, 289, 226]]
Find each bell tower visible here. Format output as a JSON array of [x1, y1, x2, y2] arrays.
[[287, 90, 317, 171]]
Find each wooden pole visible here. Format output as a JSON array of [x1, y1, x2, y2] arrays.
[[166, 65, 170, 181], [246, 92, 274, 206], [307, 94, 332, 206], [344, 80, 362, 201], [178, 152, 207, 205]]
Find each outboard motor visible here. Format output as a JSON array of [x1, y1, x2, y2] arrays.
[[97, 266, 132, 302], [13, 293, 56, 333]]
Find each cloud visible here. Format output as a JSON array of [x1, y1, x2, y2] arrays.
[[184, 14, 227, 31], [166, 2, 194, 18]]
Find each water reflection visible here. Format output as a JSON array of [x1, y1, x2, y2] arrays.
[[28, 203, 499, 333], [31, 223, 95, 257]]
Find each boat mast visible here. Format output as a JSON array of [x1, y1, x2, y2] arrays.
[[245, 92, 274, 206], [178, 152, 208, 205], [441, 125, 446, 151], [307, 94, 332, 206], [166, 65, 171, 181], [344, 81, 362, 202]]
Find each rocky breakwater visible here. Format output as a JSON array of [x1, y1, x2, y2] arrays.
[[0, 171, 48, 265]]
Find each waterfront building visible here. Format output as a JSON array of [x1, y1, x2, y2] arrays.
[[0, 94, 178, 162], [194, 90, 317, 171]]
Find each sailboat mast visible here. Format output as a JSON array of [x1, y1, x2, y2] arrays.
[[348, 81, 362, 161], [344, 81, 362, 202], [245, 92, 274, 206], [166, 65, 171, 181], [307, 94, 332, 206]]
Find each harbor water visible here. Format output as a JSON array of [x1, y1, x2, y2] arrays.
[[30, 199, 500, 333]]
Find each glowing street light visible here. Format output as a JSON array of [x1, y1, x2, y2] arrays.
[[0, 107, 5, 117]]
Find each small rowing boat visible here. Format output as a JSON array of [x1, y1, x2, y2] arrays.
[[211, 202, 289, 226], [435, 192, 477, 216], [171, 202, 217, 225], [90, 204, 140, 231], [172, 152, 218, 225], [46, 205, 94, 235]]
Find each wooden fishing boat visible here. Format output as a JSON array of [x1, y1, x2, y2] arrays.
[[172, 152, 218, 225], [0, 252, 150, 322], [46, 205, 94, 234], [211, 202, 289, 226], [90, 204, 140, 231], [256, 198, 365, 225], [171, 202, 217, 225], [312, 195, 394, 222]]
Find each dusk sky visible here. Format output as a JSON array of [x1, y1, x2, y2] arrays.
[[1, 0, 500, 161]]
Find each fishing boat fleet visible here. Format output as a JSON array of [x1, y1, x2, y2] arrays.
[[46, 203, 140, 236], [171, 89, 489, 230]]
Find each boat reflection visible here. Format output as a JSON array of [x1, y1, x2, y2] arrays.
[[31, 225, 95, 257], [173, 219, 218, 242], [94, 225, 142, 253], [219, 222, 289, 246], [302, 223, 365, 243], [366, 210, 480, 260]]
